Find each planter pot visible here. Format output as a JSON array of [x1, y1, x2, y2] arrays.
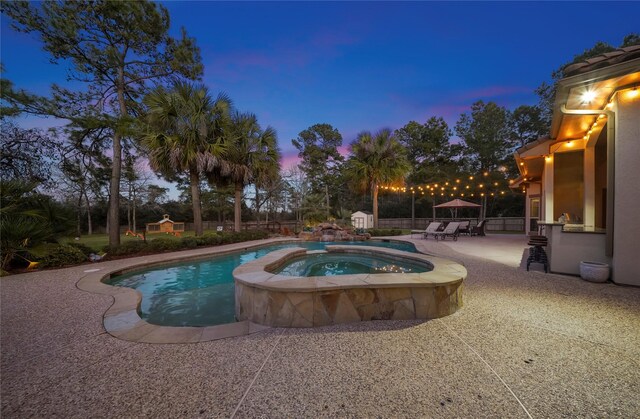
[[580, 261, 610, 283]]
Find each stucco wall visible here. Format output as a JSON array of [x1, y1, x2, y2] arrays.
[[613, 91, 640, 286]]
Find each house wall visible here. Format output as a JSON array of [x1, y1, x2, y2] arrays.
[[554, 150, 584, 222], [545, 224, 609, 275], [525, 183, 541, 235], [612, 91, 640, 286], [543, 156, 554, 222], [594, 133, 608, 229]]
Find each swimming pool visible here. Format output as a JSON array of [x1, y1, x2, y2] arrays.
[[108, 240, 418, 327]]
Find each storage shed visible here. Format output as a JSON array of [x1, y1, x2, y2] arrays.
[[351, 211, 374, 229], [146, 214, 185, 235]]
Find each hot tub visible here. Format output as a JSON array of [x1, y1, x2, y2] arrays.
[[233, 245, 466, 328]]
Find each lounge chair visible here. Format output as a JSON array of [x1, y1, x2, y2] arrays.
[[470, 220, 486, 236], [434, 222, 460, 241], [458, 220, 470, 236], [422, 222, 442, 239]]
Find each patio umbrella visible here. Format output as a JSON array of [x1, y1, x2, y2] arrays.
[[434, 198, 482, 218]]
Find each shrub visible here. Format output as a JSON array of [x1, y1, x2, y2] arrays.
[[104, 240, 149, 256], [66, 242, 95, 257], [180, 236, 199, 249], [196, 233, 223, 246], [367, 228, 403, 236], [38, 244, 87, 268], [147, 237, 183, 252]]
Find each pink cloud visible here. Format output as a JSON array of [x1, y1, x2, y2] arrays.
[[206, 29, 359, 80], [280, 153, 301, 170]]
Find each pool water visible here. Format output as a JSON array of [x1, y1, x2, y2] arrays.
[[109, 240, 417, 327], [275, 253, 431, 276]]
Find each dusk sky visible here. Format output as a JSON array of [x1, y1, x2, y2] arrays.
[[2, 1, 639, 173]]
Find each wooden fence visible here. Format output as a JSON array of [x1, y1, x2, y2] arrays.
[[377, 217, 525, 232]]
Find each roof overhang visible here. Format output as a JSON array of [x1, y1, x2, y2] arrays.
[[551, 58, 640, 141]]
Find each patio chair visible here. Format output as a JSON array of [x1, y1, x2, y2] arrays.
[[433, 222, 460, 241], [470, 220, 486, 237], [458, 220, 470, 236], [422, 222, 442, 239]]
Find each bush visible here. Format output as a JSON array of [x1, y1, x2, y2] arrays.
[[38, 244, 87, 268], [180, 236, 199, 249], [100, 230, 271, 259], [66, 242, 95, 257], [147, 237, 184, 252], [367, 228, 403, 236], [105, 240, 149, 256], [196, 233, 223, 246]]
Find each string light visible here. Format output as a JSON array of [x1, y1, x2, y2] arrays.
[[377, 170, 513, 200]]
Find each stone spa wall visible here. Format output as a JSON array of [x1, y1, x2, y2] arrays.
[[233, 246, 466, 328]]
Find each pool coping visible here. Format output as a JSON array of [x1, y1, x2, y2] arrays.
[[77, 237, 418, 344], [234, 245, 467, 291], [77, 237, 303, 344]]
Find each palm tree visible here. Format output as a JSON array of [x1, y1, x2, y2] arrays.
[[221, 112, 280, 232], [345, 128, 410, 228], [142, 81, 231, 236]]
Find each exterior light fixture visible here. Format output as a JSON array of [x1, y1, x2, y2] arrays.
[[520, 162, 524, 166], [581, 90, 597, 103], [627, 87, 638, 99], [566, 141, 573, 147]]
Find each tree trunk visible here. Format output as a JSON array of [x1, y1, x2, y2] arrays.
[[255, 184, 261, 227], [109, 65, 127, 247], [325, 183, 330, 220], [76, 193, 83, 237], [84, 190, 93, 235], [190, 168, 203, 236], [108, 132, 122, 246], [373, 183, 379, 228], [234, 182, 242, 232], [132, 185, 137, 233], [127, 183, 132, 231]]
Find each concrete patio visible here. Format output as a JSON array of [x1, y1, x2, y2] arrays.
[[2, 234, 639, 418]]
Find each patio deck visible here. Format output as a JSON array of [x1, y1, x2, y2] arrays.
[[2, 235, 639, 418]]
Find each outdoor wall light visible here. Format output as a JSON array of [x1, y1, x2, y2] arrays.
[[581, 90, 597, 103]]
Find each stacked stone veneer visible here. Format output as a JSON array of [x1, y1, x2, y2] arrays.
[[233, 246, 466, 328]]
